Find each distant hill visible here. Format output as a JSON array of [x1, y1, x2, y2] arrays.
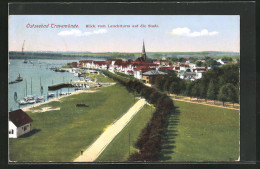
[[9, 51, 239, 60]]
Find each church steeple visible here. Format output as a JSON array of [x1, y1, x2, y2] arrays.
[[141, 40, 147, 61], [142, 40, 146, 54]]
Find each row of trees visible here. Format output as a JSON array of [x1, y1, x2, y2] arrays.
[[155, 63, 240, 106], [167, 56, 236, 68], [102, 70, 175, 161]]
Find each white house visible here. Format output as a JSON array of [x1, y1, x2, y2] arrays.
[[180, 64, 190, 71], [9, 109, 33, 138]]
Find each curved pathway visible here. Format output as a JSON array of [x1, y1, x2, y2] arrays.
[[74, 98, 147, 162]]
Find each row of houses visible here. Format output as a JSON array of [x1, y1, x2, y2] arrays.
[[74, 59, 209, 81]]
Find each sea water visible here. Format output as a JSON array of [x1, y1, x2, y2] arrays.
[[8, 58, 103, 111]]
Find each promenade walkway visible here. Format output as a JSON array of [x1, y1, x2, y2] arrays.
[[169, 94, 239, 110], [74, 98, 147, 162]]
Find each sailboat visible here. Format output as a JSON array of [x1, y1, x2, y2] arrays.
[[22, 40, 28, 63], [16, 74, 23, 82], [19, 80, 29, 105], [36, 78, 44, 103], [25, 78, 35, 104]]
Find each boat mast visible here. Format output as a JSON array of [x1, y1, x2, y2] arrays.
[[25, 79, 27, 96], [31, 77, 32, 95], [22, 40, 25, 55]]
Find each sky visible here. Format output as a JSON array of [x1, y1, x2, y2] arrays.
[[9, 15, 240, 53]]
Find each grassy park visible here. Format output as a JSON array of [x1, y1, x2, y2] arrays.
[[96, 104, 155, 162], [161, 100, 240, 162], [9, 84, 136, 162]]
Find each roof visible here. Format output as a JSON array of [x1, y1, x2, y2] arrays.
[[142, 70, 167, 76], [179, 71, 196, 76], [180, 64, 189, 67], [93, 61, 108, 65], [9, 109, 33, 127], [193, 68, 207, 72], [160, 66, 174, 70], [134, 67, 155, 72]]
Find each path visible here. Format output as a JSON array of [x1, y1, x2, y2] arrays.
[[170, 95, 239, 110], [74, 98, 147, 162]]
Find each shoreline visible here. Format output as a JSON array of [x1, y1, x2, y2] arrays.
[[22, 89, 97, 112], [21, 82, 116, 112]]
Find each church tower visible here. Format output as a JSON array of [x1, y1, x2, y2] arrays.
[[141, 40, 147, 61]]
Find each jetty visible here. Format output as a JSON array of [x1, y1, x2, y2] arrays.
[[48, 81, 113, 90]]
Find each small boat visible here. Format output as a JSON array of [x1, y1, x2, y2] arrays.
[[47, 93, 55, 97], [9, 81, 18, 84], [59, 92, 67, 96], [24, 95, 34, 100], [36, 96, 44, 103], [27, 99, 36, 104], [19, 99, 28, 105], [24, 59, 28, 63], [50, 67, 57, 70], [16, 74, 23, 82]]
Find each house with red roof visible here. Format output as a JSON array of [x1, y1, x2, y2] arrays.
[[180, 64, 190, 71], [9, 109, 33, 138], [93, 61, 108, 70], [133, 66, 155, 80], [153, 60, 170, 66], [185, 58, 190, 64], [160, 66, 174, 70]]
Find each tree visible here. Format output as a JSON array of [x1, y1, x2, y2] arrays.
[[207, 80, 218, 104], [218, 83, 238, 107], [196, 61, 203, 67], [163, 79, 170, 92], [191, 81, 200, 101], [169, 81, 182, 96], [178, 58, 186, 63], [189, 57, 198, 63], [185, 81, 194, 101]]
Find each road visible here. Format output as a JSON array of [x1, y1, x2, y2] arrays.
[[74, 98, 147, 162]]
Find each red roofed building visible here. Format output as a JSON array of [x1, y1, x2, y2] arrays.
[[93, 61, 109, 70], [185, 58, 190, 64], [9, 109, 33, 138], [133, 67, 155, 80], [160, 66, 174, 70]]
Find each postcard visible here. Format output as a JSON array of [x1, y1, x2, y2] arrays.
[[8, 15, 240, 163]]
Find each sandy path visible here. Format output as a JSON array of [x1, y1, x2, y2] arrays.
[[170, 96, 239, 110], [74, 98, 147, 162]]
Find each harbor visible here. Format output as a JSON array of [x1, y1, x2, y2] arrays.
[[8, 58, 105, 111]]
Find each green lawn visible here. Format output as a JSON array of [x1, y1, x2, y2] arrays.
[[96, 104, 155, 162], [161, 100, 240, 162], [9, 84, 136, 162]]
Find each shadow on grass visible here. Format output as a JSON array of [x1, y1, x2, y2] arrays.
[[160, 106, 181, 161], [19, 129, 41, 138]]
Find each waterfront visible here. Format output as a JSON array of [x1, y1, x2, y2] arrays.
[[8, 58, 104, 111]]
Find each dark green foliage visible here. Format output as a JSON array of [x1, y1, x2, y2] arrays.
[[196, 61, 204, 67], [189, 57, 198, 63], [102, 70, 174, 161], [218, 83, 239, 106], [207, 80, 218, 101]]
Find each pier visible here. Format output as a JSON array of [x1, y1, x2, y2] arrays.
[[48, 81, 114, 90]]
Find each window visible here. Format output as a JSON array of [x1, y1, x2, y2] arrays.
[[9, 129, 13, 134]]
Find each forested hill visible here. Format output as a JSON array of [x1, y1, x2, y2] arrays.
[[9, 51, 239, 60]]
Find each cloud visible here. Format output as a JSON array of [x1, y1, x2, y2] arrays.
[[169, 27, 218, 37], [58, 29, 107, 37]]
